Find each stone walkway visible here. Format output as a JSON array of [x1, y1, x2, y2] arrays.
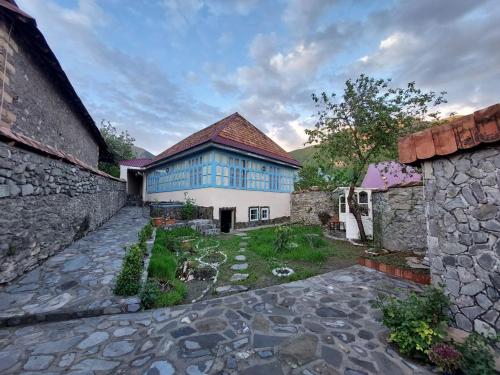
[[217, 235, 249, 294], [0, 207, 149, 327], [0, 266, 433, 374]]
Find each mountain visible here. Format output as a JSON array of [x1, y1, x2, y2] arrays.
[[133, 146, 154, 159], [289, 145, 318, 165]]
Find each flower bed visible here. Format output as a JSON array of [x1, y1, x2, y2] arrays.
[[358, 252, 430, 284]]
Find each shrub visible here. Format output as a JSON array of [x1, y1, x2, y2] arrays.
[[114, 244, 143, 296], [180, 197, 196, 220], [273, 225, 293, 252], [374, 286, 449, 356], [148, 253, 177, 282], [155, 279, 187, 307], [140, 280, 161, 309], [458, 333, 496, 375], [138, 222, 153, 244], [428, 343, 461, 373]]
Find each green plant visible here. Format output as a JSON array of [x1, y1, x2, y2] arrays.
[[428, 343, 461, 373], [273, 225, 293, 252], [180, 196, 196, 220], [138, 222, 153, 244], [140, 280, 161, 309], [458, 333, 496, 375], [148, 253, 177, 282], [374, 286, 449, 356], [155, 280, 187, 307], [114, 244, 143, 296]]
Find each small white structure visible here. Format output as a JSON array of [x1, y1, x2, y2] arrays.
[[336, 187, 374, 240]]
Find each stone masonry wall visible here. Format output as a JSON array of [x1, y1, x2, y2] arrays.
[[291, 190, 336, 225], [372, 185, 427, 252], [0, 17, 100, 166], [424, 145, 500, 336], [0, 142, 126, 283]]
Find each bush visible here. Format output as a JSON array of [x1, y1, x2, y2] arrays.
[[458, 333, 496, 375], [138, 222, 153, 244], [273, 225, 293, 252], [428, 343, 461, 373], [375, 286, 449, 357], [114, 245, 143, 296], [180, 197, 196, 220], [140, 280, 161, 309], [155, 279, 187, 307]]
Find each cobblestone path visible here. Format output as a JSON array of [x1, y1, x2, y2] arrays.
[[0, 266, 432, 374], [0, 207, 149, 326]]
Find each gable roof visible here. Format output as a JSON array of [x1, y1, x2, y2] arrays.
[[361, 161, 422, 190], [399, 103, 500, 164], [151, 113, 300, 167], [119, 158, 152, 168], [0, 0, 112, 161]]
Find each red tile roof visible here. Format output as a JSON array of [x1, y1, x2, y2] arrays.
[[398, 103, 500, 164], [0, 127, 123, 182], [151, 113, 300, 167], [119, 158, 152, 168]]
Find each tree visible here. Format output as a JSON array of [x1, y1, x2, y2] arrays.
[[294, 164, 352, 191], [98, 120, 135, 177], [306, 74, 445, 241]]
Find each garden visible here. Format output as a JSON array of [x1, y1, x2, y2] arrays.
[[113, 221, 366, 308]]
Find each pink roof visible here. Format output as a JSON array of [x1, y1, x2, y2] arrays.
[[361, 161, 421, 190], [119, 158, 152, 167]]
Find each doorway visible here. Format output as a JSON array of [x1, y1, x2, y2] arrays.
[[220, 208, 235, 233]]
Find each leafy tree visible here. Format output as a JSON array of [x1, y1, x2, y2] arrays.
[[306, 74, 445, 241], [98, 120, 135, 177]]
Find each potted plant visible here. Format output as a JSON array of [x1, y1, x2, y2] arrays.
[[151, 199, 164, 227]]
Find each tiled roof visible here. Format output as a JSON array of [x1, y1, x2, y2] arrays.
[[119, 158, 152, 167], [398, 103, 500, 164], [0, 127, 123, 182], [151, 113, 300, 167]]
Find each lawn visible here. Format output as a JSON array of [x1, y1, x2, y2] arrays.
[[214, 225, 367, 292], [139, 224, 367, 307]]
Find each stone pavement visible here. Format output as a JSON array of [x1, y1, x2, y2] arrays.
[[0, 266, 433, 374], [0, 207, 149, 327]]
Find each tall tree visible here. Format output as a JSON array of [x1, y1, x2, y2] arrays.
[[306, 74, 446, 241], [98, 120, 135, 177]]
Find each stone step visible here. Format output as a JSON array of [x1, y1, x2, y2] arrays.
[[235, 255, 246, 261], [230, 273, 249, 282], [231, 263, 248, 271], [215, 285, 248, 294]]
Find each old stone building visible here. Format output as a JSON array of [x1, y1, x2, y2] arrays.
[[399, 103, 500, 336], [0, 1, 125, 283]]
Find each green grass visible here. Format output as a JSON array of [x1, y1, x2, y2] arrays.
[[214, 224, 366, 292], [155, 280, 187, 306]]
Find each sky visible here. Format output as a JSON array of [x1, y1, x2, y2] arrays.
[[17, 0, 500, 155]]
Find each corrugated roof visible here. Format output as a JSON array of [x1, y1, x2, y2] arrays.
[[398, 103, 500, 164], [361, 161, 422, 190], [151, 113, 300, 167], [0, 126, 123, 182], [119, 158, 152, 167]]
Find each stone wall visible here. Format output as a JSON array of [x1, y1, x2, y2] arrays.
[[291, 190, 336, 225], [0, 142, 126, 283], [424, 145, 500, 336], [372, 185, 427, 252], [0, 18, 100, 166]]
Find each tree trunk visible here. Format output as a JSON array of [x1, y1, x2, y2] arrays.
[[347, 184, 367, 242]]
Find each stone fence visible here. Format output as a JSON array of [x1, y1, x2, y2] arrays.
[[0, 142, 126, 283], [291, 190, 336, 226], [372, 185, 427, 253]]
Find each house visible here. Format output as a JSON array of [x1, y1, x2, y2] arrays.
[[119, 158, 151, 200], [0, 0, 125, 283], [142, 112, 300, 232], [399, 103, 500, 335]]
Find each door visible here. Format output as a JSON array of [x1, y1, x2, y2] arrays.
[[220, 209, 233, 233]]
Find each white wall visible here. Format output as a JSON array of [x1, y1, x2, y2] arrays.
[[145, 188, 291, 222]]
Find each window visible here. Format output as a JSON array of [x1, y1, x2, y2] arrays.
[[358, 191, 369, 216], [339, 194, 346, 213], [260, 207, 269, 220], [249, 207, 259, 221]]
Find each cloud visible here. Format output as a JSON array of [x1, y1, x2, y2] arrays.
[[18, 0, 223, 154], [282, 0, 336, 34]]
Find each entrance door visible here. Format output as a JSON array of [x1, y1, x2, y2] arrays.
[[220, 209, 233, 233]]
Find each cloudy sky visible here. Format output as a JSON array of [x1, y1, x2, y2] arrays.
[[17, 0, 500, 155]]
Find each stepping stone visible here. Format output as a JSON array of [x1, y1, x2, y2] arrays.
[[230, 273, 249, 281], [231, 263, 248, 270], [235, 255, 246, 261], [215, 285, 248, 294]]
